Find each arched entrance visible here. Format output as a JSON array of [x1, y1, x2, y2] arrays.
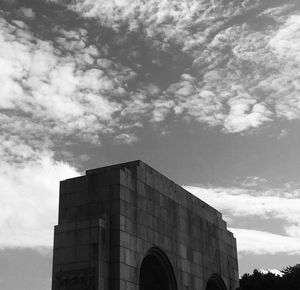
[[206, 274, 227, 290], [139, 247, 177, 290]]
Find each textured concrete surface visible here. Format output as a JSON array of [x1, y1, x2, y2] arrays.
[[52, 160, 238, 290]]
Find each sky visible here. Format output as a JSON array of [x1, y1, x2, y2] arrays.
[[1, 0, 300, 289]]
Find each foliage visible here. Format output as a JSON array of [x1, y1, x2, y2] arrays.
[[238, 264, 300, 290], [281, 264, 300, 290]]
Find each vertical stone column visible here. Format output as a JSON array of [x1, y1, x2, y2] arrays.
[[98, 217, 108, 290]]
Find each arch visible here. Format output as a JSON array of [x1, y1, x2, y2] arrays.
[[139, 247, 177, 290], [206, 274, 227, 290]]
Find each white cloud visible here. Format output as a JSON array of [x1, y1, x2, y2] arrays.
[[18, 7, 36, 19], [231, 228, 300, 255], [258, 4, 294, 21], [121, 93, 152, 121], [66, 0, 256, 51], [6, 1, 300, 137], [260, 269, 283, 277], [164, 75, 226, 127], [224, 97, 272, 133], [0, 130, 78, 248], [186, 185, 300, 223], [239, 176, 268, 188], [0, 17, 133, 146], [151, 99, 174, 122], [114, 133, 138, 144], [39, 1, 300, 135], [269, 15, 300, 62], [0, 151, 79, 248]]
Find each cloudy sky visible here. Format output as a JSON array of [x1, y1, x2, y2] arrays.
[[1, 0, 300, 289]]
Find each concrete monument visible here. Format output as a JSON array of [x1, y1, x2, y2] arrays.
[[51, 160, 238, 290]]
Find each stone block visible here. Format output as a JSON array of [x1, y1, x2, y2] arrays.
[[194, 277, 203, 289], [120, 263, 131, 280], [74, 228, 90, 245], [120, 231, 131, 249], [75, 245, 90, 262]]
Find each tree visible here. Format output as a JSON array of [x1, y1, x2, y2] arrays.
[[281, 264, 300, 290], [238, 269, 281, 290]]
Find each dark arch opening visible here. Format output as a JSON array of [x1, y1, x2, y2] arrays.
[[206, 274, 227, 290], [139, 247, 177, 290]]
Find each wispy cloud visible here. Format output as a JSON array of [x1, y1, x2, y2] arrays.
[[114, 133, 138, 144], [3, 0, 300, 141], [239, 176, 268, 188], [58, 0, 300, 133], [0, 16, 130, 146]]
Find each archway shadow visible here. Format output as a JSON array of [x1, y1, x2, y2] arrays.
[[206, 273, 227, 290], [139, 247, 177, 290]]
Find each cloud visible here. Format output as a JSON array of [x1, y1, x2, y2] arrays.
[[164, 74, 226, 127], [54, 0, 272, 133], [278, 129, 288, 139], [260, 269, 283, 276], [66, 0, 258, 51], [121, 93, 151, 121], [114, 133, 138, 144], [269, 15, 300, 62], [0, 16, 133, 145], [258, 4, 295, 20], [231, 228, 300, 255], [239, 176, 268, 188], [0, 151, 79, 248], [186, 185, 300, 221], [4, 1, 300, 137], [223, 98, 272, 133], [18, 7, 36, 19], [151, 99, 175, 122]]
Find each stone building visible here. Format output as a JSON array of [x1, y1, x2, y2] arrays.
[[51, 160, 239, 290]]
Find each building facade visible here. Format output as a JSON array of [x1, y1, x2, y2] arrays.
[[51, 160, 239, 290]]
